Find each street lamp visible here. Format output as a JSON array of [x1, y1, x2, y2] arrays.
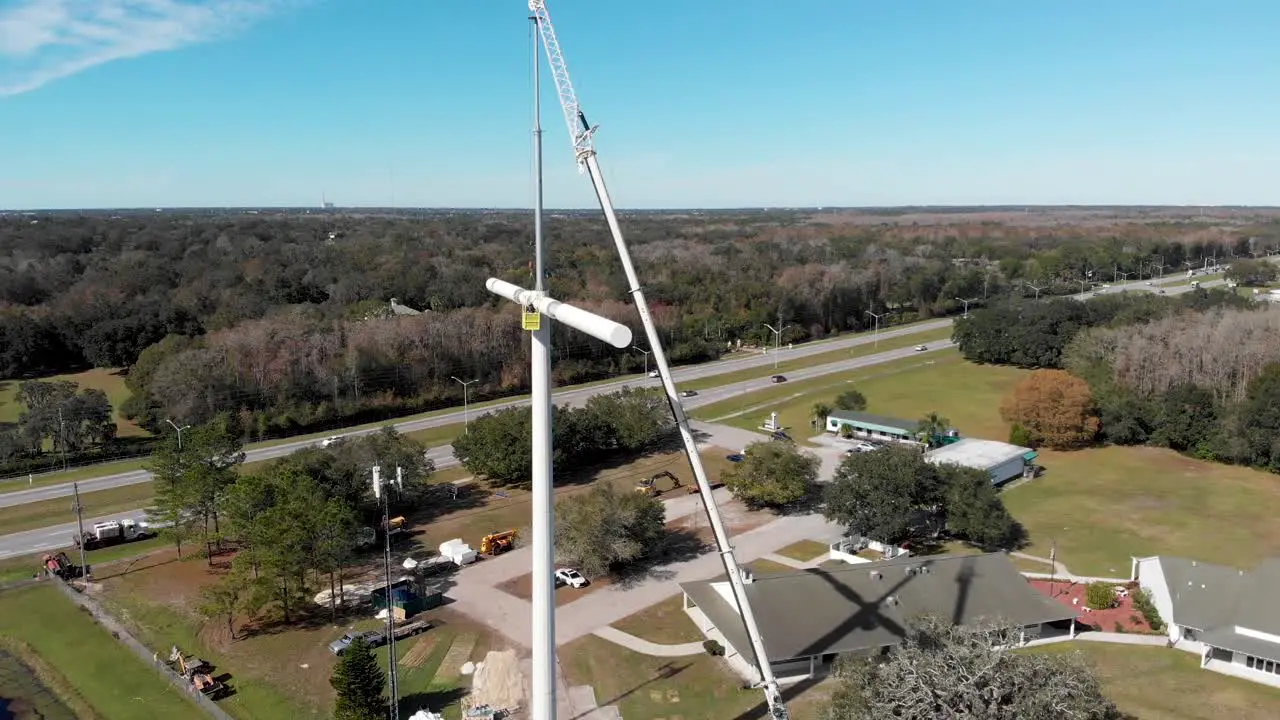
[[632, 345, 651, 377], [762, 315, 791, 370], [1025, 282, 1046, 300], [451, 377, 478, 433], [1076, 279, 1091, 300], [954, 297, 976, 318], [165, 418, 191, 450], [864, 310, 883, 350]]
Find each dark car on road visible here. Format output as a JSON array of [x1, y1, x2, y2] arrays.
[[770, 375, 786, 383], [680, 389, 698, 397]]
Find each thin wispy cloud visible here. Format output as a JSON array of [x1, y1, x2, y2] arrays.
[[0, 0, 293, 97]]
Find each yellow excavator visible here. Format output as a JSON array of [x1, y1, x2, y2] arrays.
[[480, 529, 518, 556], [635, 470, 681, 497]]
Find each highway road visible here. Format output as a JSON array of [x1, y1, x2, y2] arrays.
[[0, 318, 952, 509], [0, 339, 957, 560], [0, 275, 1243, 560]]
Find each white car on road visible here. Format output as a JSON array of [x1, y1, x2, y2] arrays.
[[845, 441, 877, 454], [914, 344, 927, 352], [320, 436, 344, 448], [555, 568, 588, 588]]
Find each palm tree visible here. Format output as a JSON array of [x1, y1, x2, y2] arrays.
[[812, 402, 833, 429], [916, 411, 951, 447]]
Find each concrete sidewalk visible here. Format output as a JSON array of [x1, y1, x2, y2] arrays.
[[591, 627, 704, 657]]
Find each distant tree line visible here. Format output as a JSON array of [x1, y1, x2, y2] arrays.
[[4, 211, 1277, 475], [957, 292, 1280, 473]]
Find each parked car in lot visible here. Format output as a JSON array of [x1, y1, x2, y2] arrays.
[[328, 630, 386, 655], [555, 568, 588, 588], [845, 441, 877, 454], [680, 389, 698, 397], [770, 375, 787, 383], [726, 453, 745, 463]]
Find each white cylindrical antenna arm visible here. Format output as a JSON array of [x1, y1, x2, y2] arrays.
[[372, 465, 382, 499], [486, 278, 632, 349]]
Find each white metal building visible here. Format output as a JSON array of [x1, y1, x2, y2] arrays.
[[924, 438, 1037, 486]]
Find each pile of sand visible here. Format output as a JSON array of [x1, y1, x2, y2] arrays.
[[465, 649, 527, 712]]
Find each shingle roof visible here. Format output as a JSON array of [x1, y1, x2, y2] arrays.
[[1158, 557, 1248, 631], [1233, 558, 1280, 637], [680, 552, 1076, 663]]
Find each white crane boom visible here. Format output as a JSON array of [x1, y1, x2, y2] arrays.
[[528, 2, 789, 717]]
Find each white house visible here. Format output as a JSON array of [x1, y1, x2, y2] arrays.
[[1133, 555, 1280, 688]]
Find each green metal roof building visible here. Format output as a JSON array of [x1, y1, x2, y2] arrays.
[[825, 410, 919, 443]]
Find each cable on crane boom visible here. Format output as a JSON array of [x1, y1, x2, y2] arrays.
[[527, 2, 789, 717]]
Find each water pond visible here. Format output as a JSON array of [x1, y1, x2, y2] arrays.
[[0, 649, 76, 720]]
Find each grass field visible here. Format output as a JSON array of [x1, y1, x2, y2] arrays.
[[611, 594, 705, 645], [0, 584, 202, 719], [695, 349, 1280, 579], [0, 536, 171, 584], [773, 539, 832, 563], [679, 327, 953, 392], [1031, 643, 1280, 719], [0, 368, 146, 437], [0, 482, 158, 535]]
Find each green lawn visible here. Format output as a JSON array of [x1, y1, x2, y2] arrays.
[[773, 539, 831, 563], [1031, 643, 1280, 719], [680, 327, 953, 391], [0, 584, 202, 719], [611, 594, 705, 645], [0, 368, 146, 437], [695, 351, 1280, 579]]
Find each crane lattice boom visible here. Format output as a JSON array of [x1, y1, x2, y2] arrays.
[[527, 2, 789, 718]]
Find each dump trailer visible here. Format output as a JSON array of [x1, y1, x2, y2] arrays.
[[72, 518, 155, 551], [479, 530, 517, 556]]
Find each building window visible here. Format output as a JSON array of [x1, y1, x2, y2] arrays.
[[1244, 655, 1280, 675]]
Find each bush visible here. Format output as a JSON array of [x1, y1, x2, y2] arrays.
[[703, 639, 725, 657], [1130, 587, 1165, 631], [1008, 423, 1034, 448], [1085, 582, 1116, 610], [839, 425, 854, 439]]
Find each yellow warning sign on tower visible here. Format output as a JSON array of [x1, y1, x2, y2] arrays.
[[522, 310, 542, 331]]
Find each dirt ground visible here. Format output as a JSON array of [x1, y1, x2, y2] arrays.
[[494, 572, 612, 607], [1029, 579, 1157, 634]]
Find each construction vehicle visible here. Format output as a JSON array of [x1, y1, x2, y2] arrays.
[[72, 518, 155, 551], [530, 3, 790, 715], [479, 530, 517, 556], [355, 515, 408, 549], [41, 552, 84, 580], [634, 470, 681, 497], [169, 646, 227, 700]]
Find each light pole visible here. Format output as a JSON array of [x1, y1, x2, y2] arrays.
[[865, 310, 882, 350], [762, 315, 790, 370], [954, 297, 976, 318], [1025, 282, 1046, 300], [632, 345, 651, 377], [1076, 279, 1091, 300], [1116, 271, 1132, 285], [165, 418, 190, 451], [451, 377, 478, 433]]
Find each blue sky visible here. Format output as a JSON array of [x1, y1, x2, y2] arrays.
[[1, 0, 1278, 209]]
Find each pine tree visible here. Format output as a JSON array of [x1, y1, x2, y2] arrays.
[[330, 637, 387, 720]]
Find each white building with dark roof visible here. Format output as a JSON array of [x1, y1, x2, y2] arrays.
[[1134, 555, 1280, 688]]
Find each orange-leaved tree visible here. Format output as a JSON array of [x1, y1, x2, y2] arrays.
[[1000, 369, 1100, 450]]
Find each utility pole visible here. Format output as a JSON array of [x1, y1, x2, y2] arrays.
[[864, 310, 882, 349], [372, 465, 403, 720], [450, 377, 478, 433], [954, 297, 976, 318], [1076, 279, 1090, 300], [762, 313, 790, 370], [632, 345, 651, 377], [72, 482, 88, 576]]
